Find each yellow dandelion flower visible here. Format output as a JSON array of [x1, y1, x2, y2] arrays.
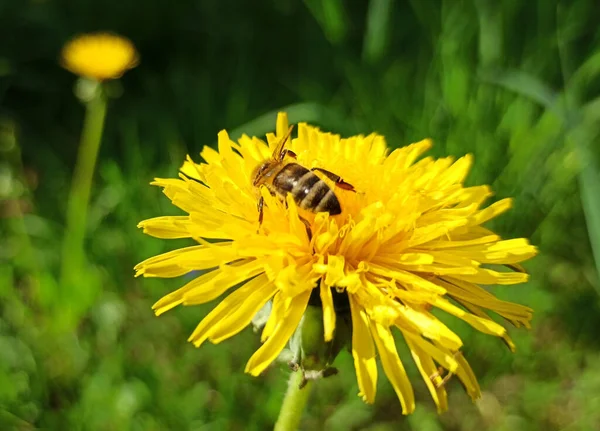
[[61, 32, 139, 81], [135, 113, 537, 413]]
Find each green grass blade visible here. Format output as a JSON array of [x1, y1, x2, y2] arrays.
[[572, 128, 600, 294], [362, 0, 393, 64], [480, 69, 559, 112]]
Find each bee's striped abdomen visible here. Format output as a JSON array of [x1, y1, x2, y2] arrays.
[[272, 163, 311, 193], [272, 163, 342, 215]]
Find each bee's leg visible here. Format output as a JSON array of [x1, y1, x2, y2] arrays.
[[429, 366, 447, 388], [311, 167, 355, 191], [299, 215, 313, 241], [282, 149, 297, 159], [439, 370, 454, 387], [257, 196, 264, 230], [430, 351, 462, 388]]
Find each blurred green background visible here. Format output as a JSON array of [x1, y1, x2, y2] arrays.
[[2, 0, 600, 430]]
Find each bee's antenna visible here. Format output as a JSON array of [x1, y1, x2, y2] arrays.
[[273, 125, 295, 161]]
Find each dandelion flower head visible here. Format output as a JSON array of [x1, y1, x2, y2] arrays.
[[61, 32, 139, 81], [135, 113, 537, 413]]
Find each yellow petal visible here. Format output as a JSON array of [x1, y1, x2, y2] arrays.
[[437, 276, 532, 329], [431, 296, 507, 338], [451, 267, 529, 285], [276, 112, 290, 141], [180, 155, 205, 182], [402, 331, 458, 373], [285, 194, 310, 244], [437, 238, 538, 264], [137, 216, 194, 239], [348, 294, 378, 403], [245, 290, 311, 376], [371, 322, 415, 414], [261, 291, 286, 342], [134, 244, 237, 278], [408, 219, 470, 248], [453, 299, 517, 351], [423, 235, 501, 250], [469, 198, 512, 225], [208, 277, 278, 344], [320, 283, 336, 342], [404, 334, 448, 413], [187, 275, 268, 347], [437, 154, 473, 187], [368, 264, 447, 295], [273, 263, 318, 298], [182, 259, 267, 305], [152, 269, 220, 316], [431, 342, 481, 400], [324, 255, 346, 286], [396, 307, 463, 351]]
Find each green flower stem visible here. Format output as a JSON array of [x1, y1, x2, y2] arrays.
[[274, 371, 313, 431], [59, 83, 107, 290]]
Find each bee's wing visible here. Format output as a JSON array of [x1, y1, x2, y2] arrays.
[[272, 125, 295, 161]]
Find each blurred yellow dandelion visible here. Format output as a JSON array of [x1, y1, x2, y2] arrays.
[[61, 32, 139, 81], [135, 113, 537, 413]]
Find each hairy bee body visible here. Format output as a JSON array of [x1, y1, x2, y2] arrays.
[[258, 161, 342, 215], [252, 125, 352, 226]]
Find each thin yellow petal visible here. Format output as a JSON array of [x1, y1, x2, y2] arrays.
[[454, 299, 517, 351], [423, 235, 501, 250], [261, 291, 285, 342], [134, 243, 237, 278], [245, 290, 311, 376], [451, 267, 529, 285], [182, 259, 267, 305], [324, 254, 346, 286], [209, 278, 278, 344], [187, 275, 269, 347], [138, 216, 194, 239], [320, 283, 336, 342], [276, 112, 290, 141], [396, 307, 463, 351], [285, 194, 310, 244], [431, 342, 481, 400], [368, 264, 447, 295], [437, 238, 538, 264], [152, 270, 220, 316], [469, 198, 512, 225], [453, 351, 481, 399], [349, 294, 378, 403], [402, 331, 458, 373], [431, 296, 507, 338], [437, 276, 532, 329], [404, 334, 448, 413], [180, 155, 205, 182], [371, 322, 415, 414]]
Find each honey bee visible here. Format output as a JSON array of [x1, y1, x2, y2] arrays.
[[252, 125, 355, 228]]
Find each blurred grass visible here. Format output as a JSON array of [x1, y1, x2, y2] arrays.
[[2, 0, 600, 430]]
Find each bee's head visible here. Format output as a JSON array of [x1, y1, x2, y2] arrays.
[[252, 160, 275, 187]]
